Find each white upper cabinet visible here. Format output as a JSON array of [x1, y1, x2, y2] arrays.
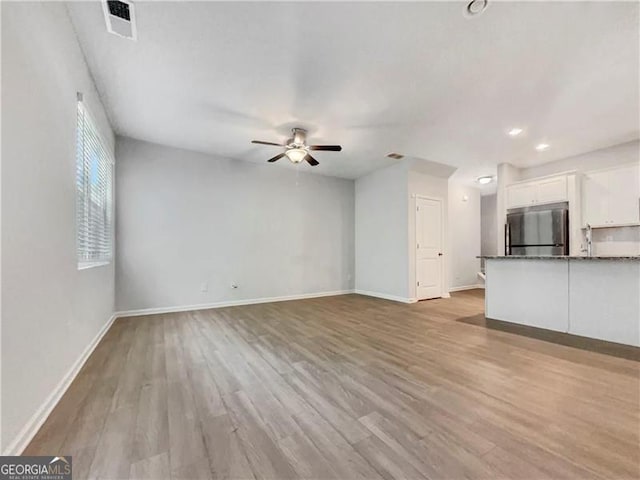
[[610, 164, 640, 225], [536, 177, 568, 204], [582, 171, 608, 226], [506, 176, 568, 209], [582, 164, 640, 227], [506, 182, 538, 208]]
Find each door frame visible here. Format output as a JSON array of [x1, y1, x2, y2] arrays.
[[413, 194, 446, 300]]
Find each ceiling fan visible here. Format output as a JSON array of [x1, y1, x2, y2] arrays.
[[251, 128, 342, 166]]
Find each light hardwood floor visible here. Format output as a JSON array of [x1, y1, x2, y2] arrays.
[[26, 291, 640, 479]]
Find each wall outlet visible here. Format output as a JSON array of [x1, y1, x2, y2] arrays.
[[200, 282, 208, 292]]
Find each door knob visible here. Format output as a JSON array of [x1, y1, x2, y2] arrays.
[[438, 253, 443, 256]]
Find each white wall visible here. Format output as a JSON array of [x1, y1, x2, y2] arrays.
[[447, 183, 481, 289], [355, 161, 458, 301], [481, 194, 498, 261], [354, 163, 409, 300], [1, 3, 115, 452], [590, 228, 640, 256], [407, 171, 450, 299], [496, 163, 520, 256], [115, 137, 355, 312]]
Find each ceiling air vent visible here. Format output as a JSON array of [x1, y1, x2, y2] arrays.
[[387, 153, 404, 160], [102, 0, 137, 40]]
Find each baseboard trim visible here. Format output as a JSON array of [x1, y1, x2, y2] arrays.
[[449, 284, 485, 293], [2, 313, 117, 456], [115, 290, 355, 318], [354, 290, 417, 304], [479, 316, 640, 362]]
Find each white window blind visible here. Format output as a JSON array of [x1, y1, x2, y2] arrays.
[[76, 96, 113, 267]]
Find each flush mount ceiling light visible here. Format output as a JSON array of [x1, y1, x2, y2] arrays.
[[466, 0, 488, 16], [535, 143, 550, 152], [476, 175, 494, 185], [508, 128, 523, 137]]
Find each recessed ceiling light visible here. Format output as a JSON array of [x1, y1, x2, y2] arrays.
[[476, 175, 493, 185], [535, 143, 550, 152], [508, 128, 523, 137]]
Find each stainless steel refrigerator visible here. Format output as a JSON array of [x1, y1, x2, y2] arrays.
[[505, 204, 569, 256]]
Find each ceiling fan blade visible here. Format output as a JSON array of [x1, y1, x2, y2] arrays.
[[309, 145, 342, 152], [305, 154, 319, 166], [252, 140, 285, 147], [267, 153, 286, 163]]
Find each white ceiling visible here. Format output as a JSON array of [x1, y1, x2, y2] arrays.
[[68, 1, 639, 184]]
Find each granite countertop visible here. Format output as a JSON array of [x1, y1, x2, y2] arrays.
[[478, 255, 640, 261]]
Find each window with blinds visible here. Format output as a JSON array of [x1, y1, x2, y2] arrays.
[[76, 96, 113, 268]]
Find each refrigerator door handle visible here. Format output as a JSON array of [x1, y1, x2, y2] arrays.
[[563, 208, 570, 255], [505, 223, 511, 256]]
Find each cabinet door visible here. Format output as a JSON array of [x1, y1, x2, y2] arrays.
[[507, 183, 537, 208], [536, 177, 567, 205], [582, 172, 609, 226], [607, 164, 640, 225]]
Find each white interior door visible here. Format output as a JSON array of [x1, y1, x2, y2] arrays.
[[416, 197, 443, 300]]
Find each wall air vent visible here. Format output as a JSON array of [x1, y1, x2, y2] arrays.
[[102, 0, 137, 40], [387, 153, 404, 160]]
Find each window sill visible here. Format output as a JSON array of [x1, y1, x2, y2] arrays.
[[78, 261, 110, 271]]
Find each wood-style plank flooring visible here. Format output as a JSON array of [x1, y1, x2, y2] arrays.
[[26, 291, 640, 479]]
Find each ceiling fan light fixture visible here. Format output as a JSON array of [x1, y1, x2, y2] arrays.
[[252, 127, 341, 167], [285, 148, 307, 163]]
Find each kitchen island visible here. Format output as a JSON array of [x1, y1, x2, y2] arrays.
[[480, 256, 640, 347]]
